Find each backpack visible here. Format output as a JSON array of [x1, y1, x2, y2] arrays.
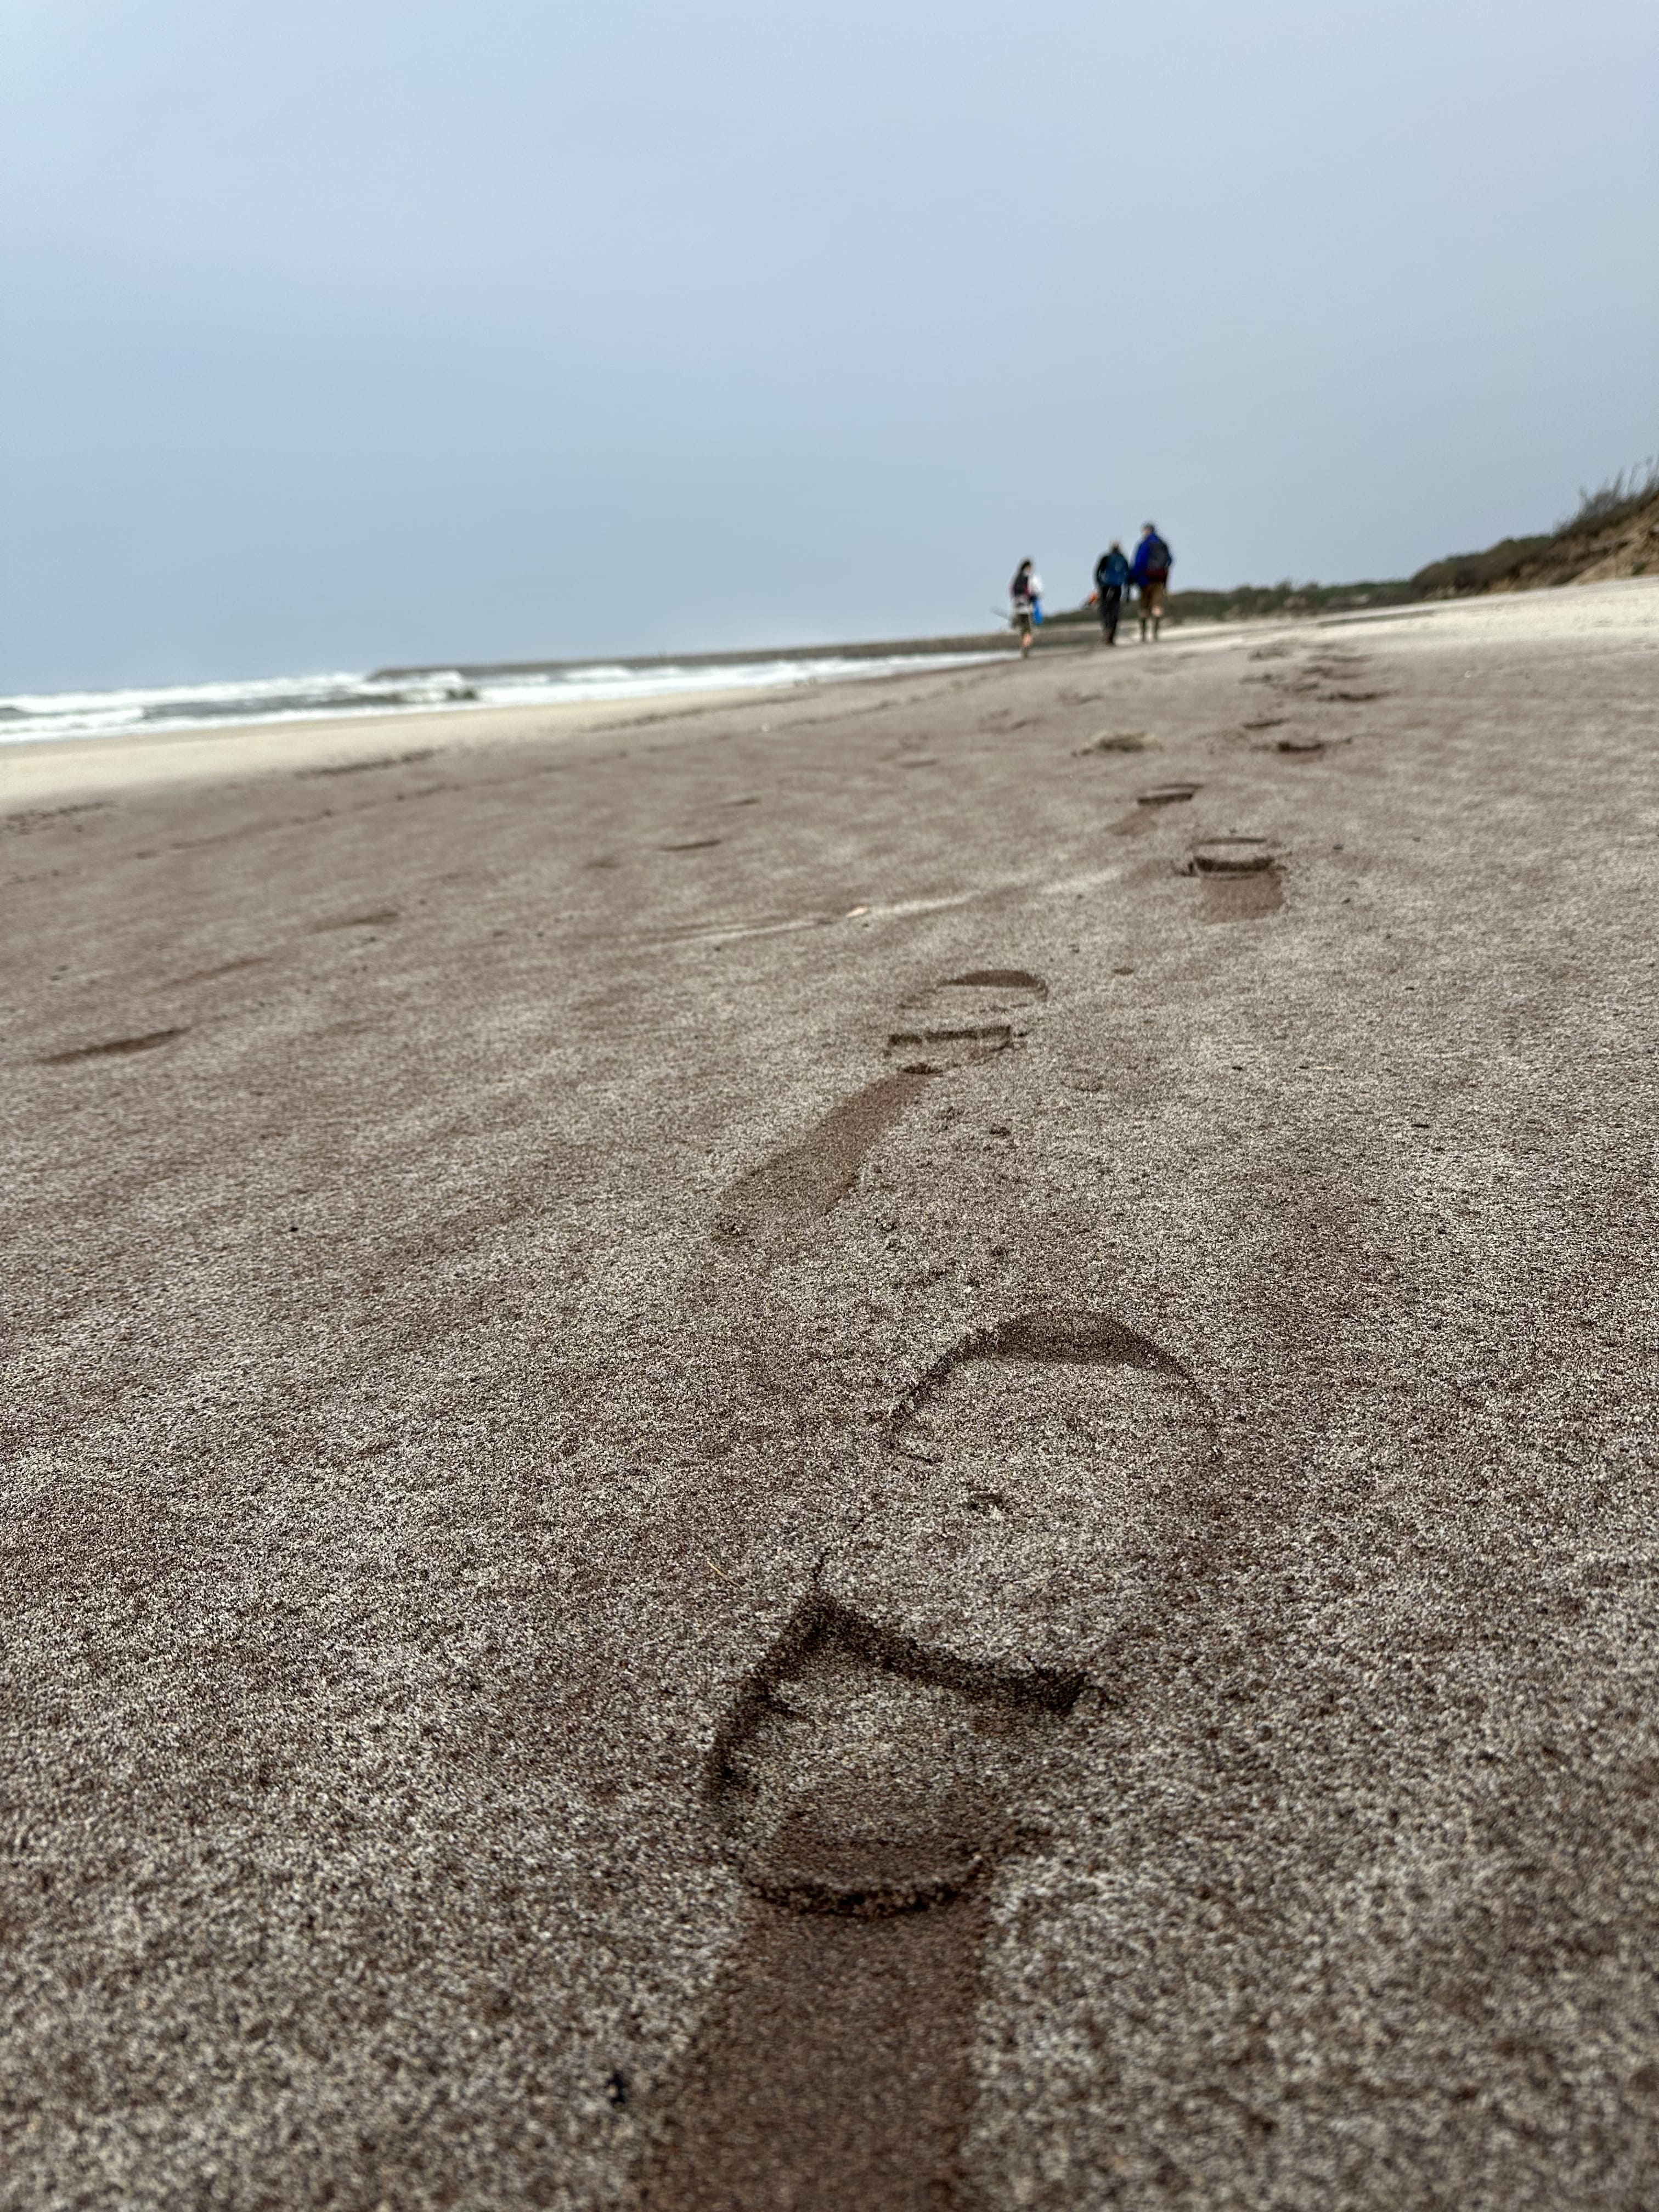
[[1143, 535, 1171, 581]]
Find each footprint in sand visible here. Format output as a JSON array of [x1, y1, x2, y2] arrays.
[[887, 968, 1047, 1074], [712, 970, 1048, 1260], [296, 747, 436, 780], [307, 907, 399, 933], [1300, 653, 1386, 704], [1074, 730, 1147, 756], [637, 1310, 1212, 2210], [1184, 837, 1285, 923], [1110, 781, 1200, 837], [635, 1601, 1076, 2212], [712, 1072, 934, 1261], [169, 954, 273, 987], [840, 1308, 1209, 1672]]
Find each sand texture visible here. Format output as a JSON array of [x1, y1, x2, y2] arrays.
[[5, 578, 1659, 2208]]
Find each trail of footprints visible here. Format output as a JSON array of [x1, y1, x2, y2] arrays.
[[658, 653, 1342, 2197], [680, 979, 1222, 2199], [30, 655, 1311, 2190], [1244, 640, 1387, 747], [29, 909, 401, 1069]]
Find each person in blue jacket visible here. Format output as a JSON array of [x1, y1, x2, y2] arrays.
[[1091, 541, 1131, 645], [1130, 524, 1174, 641]]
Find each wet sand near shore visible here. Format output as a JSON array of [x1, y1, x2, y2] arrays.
[[5, 578, 1659, 2208]]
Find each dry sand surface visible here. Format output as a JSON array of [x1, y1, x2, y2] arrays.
[[5, 577, 1659, 2209]]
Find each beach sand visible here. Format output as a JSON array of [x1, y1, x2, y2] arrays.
[[7, 577, 1659, 2208]]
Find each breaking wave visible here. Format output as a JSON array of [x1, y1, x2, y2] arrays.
[[1, 649, 995, 746]]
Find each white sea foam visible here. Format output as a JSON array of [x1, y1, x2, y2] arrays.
[[0, 650, 996, 746]]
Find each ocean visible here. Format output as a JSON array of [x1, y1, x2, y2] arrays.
[[0, 648, 997, 747]]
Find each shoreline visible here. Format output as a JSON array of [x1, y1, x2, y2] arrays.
[[0, 685, 768, 812], [369, 627, 1022, 680], [7, 574, 1656, 816]]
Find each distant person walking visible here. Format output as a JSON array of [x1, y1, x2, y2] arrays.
[[1091, 540, 1131, 645], [1009, 560, 1043, 656], [1131, 524, 1173, 641]]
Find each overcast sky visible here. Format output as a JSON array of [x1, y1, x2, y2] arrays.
[[3, 0, 1655, 690]]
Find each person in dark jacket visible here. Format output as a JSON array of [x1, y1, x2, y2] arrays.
[[1091, 541, 1131, 644], [1130, 524, 1173, 641]]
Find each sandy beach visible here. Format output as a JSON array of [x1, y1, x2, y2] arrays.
[[7, 576, 1659, 2209], [0, 685, 775, 814]]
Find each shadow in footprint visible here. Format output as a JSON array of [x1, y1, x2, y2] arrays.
[[938, 968, 1048, 1000], [889, 970, 1045, 1070], [308, 908, 399, 932], [885, 1022, 1014, 1070], [1075, 730, 1147, 755], [38, 1027, 187, 1065], [170, 955, 273, 986], [890, 1307, 1185, 1430], [637, 1595, 1079, 2210]]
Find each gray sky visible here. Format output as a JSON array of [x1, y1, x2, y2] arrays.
[[3, 0, 1655, 691]]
